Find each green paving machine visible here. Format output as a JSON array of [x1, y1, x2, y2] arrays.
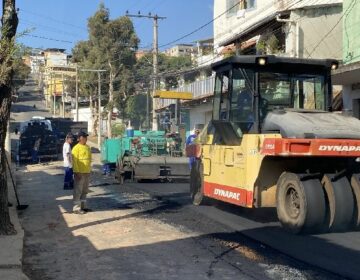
[[101, 130, 190, 183]]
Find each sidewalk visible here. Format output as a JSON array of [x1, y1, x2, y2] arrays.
[[0, 164, 29, 280]]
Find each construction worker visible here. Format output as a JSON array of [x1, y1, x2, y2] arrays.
[[31, 137, 41, 163], [102, 137, 111, 176], [72, 131, 92, 214], [63, 133, 74, 190], [186, 128, 200, 170]]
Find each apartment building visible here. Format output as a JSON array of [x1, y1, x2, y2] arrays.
[[333, 0, 360, 117], [156, 0, 344, 133]]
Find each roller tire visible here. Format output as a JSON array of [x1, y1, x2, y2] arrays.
[[350, 174, 360, 229], [190, 159, 207, 206], [276, 172, 326, 234], [322, 175, 355, 232]]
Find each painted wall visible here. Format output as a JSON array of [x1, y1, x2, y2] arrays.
[[214, 0, 281, 48], [71, 107, 106, 134], [189, 102, 212, 131], [44, 52, 67, 66], [288, 5, 343, 59], [343, 0, 360, 64]]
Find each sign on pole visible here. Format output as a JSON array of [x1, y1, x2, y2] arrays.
[[154, 90, 193, 100]]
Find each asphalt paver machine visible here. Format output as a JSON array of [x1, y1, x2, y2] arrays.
[[187, 55, 360, 233], [102, 130, 189, 183]]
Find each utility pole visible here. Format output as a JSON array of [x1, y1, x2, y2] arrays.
[[62, 73, 65, 118], [52, 73, 56, 116], [75, 64, 79, 121], [79, 69, 107, 149], [146, 89, 150, 129], [126, 12, 166, 131], [98, 71, 101, 150]]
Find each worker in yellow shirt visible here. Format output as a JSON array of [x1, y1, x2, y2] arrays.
[[72, 131, 92, 214]]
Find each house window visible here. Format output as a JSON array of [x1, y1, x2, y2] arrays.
[[227, 0, 238, 15], [227, 0, 256, 16], [245, 0, 255, 9]]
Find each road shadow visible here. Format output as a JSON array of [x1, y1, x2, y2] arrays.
[[212, 201, 278, 223]]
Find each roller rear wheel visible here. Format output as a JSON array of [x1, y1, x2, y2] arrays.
[[350, 174, 360, 229], [322, 174, 355, 232], [276, 172, 326, 234]]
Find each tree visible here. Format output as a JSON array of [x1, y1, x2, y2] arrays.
[[71, 40, 101, 135], [133, 53, 193, 127], [135, 53, 193, 91], [125, 94, 147, 129], [0, 0, 18, 235], [87, 4, 138, 138], [12, 45, 31, 91]]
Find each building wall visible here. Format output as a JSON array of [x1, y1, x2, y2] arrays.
[[288, 5, 343, 59], [30, 55, 45, 73], [44, 52, 67, 66], [165, 45, 194, 57], [189, 102, 212, 130], [214, 0, 282, 48], [71, 107, 106, 134], [338, 0, 360, 117], [343, 0, 360, 64], [343, 85, 360, 115]]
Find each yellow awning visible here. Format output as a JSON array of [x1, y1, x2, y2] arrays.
[[154, 90, 193, 100]]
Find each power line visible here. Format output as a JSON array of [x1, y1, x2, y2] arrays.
[[157, 0, 342, 78], [157, 0, 303, 49], [343, 0, 358, 61], [20, 19, 82, 38], [157, 24, 287, 78], [18, 9, 87, 32], [22, 34, 74, 44], [157, 0, 240, 49], [126, 12, 166, 130]]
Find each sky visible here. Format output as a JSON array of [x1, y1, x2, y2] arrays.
[[10, 0, 214, 53]]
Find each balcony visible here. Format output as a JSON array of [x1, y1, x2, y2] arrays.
[[214, 0, 304, 47], [156, 76, 215, 110]]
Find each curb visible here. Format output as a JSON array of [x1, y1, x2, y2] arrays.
[[0, 164, 29, 280]]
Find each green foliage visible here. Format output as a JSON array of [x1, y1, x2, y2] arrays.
[[267, 35, 280, 54], [111, 122, 126, 137], [125, 94, 147, 128], [256, 35, 280, 55], [12, 44, 31, 90], [135, 53, 193, 91], [71, 3, 139, 110]]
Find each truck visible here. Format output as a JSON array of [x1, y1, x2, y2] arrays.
[[187, 55, 360, 233], [18, 117, 58, 163], [18, 117, 88, 163]]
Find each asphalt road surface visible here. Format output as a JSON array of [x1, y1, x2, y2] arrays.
[[130, 182, 360, 279], [11, 78, 359, 279], [17, 161, 342, 280], [11, 78, 51, 123]]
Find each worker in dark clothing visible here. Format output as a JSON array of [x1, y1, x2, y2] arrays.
[[186, 129, 200, 170], [32, 138, 41, 163]]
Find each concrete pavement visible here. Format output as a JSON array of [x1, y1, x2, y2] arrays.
[[0, 166, 29, 280], [0, 77, 46, 280]]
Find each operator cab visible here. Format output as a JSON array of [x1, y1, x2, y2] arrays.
[[210, 55, 338, 143]]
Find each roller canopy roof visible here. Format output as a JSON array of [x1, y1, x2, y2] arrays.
[[211, 55, 338, 73]]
